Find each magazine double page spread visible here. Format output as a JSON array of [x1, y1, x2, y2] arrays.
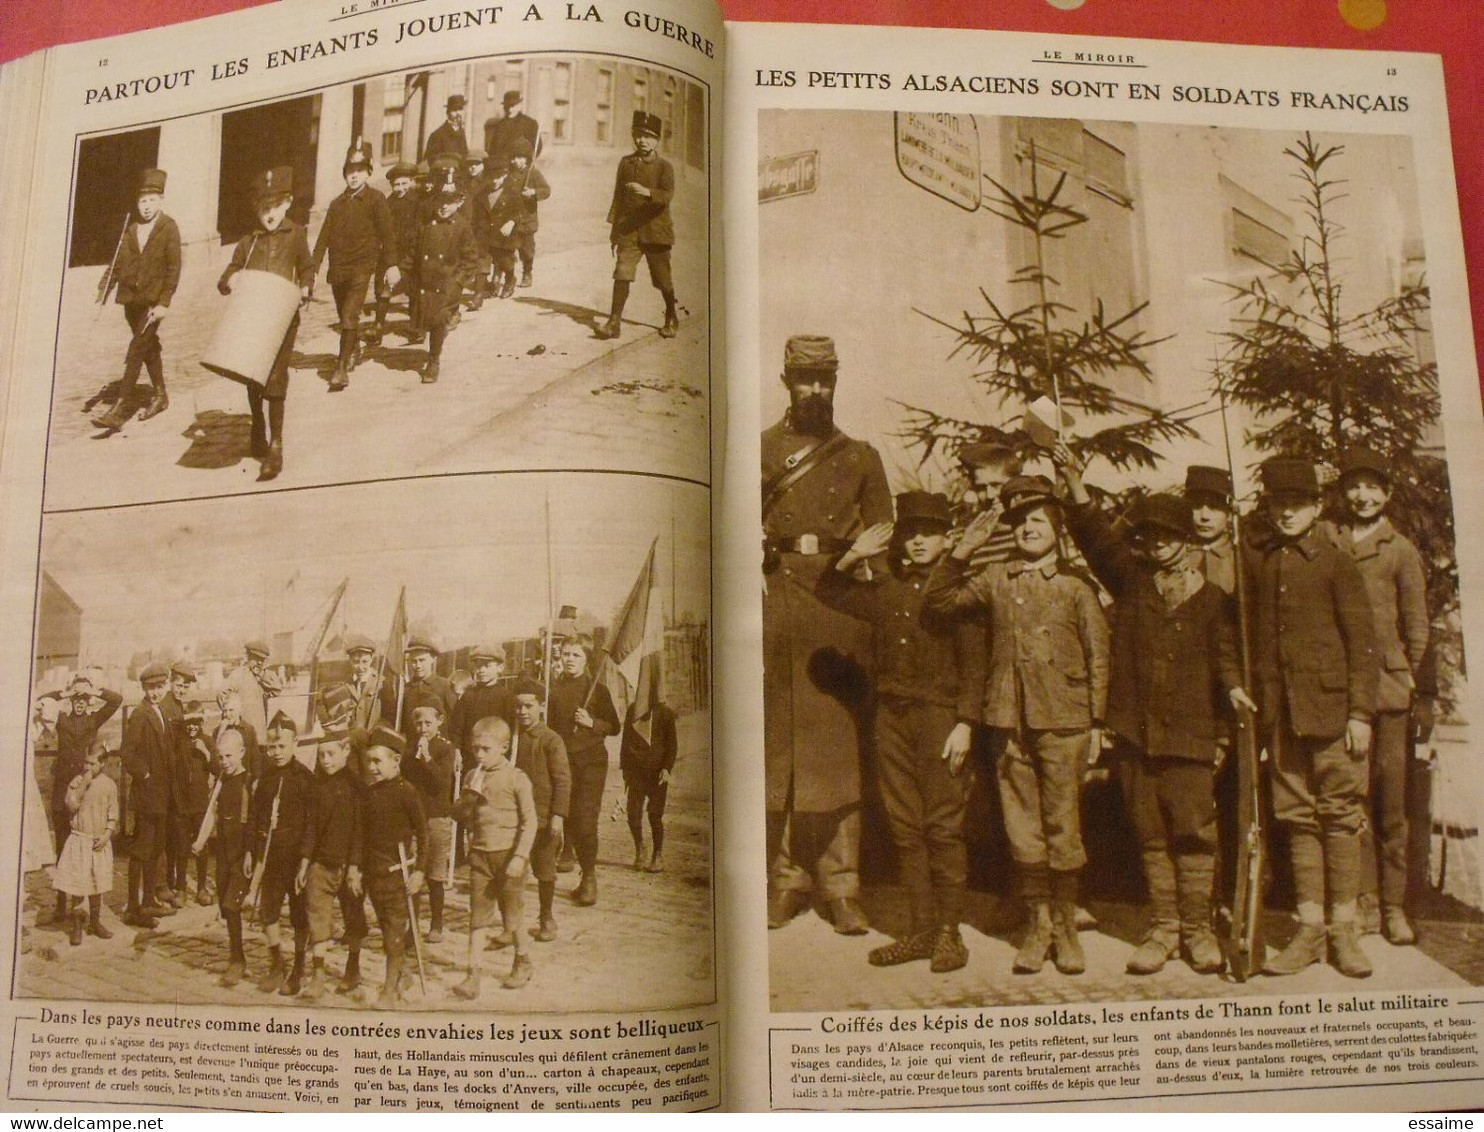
[[0, 0, 1481, 1113]]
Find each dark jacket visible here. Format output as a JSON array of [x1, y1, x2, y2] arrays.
[[109, 213, 182, 307], [1068, 503, 1241, 762], [172, 730, 215, 812], [407, 212, 478, 330], [424, 120, 468, 163], [405, 734, 458, 819], [300, 767, 363, 869], [484, 112, 540, 167], [361, 777, 429, 874], [816, 561, 987, 721], [549, 672, 620, 765], [249, 759, 316, 871], [608, 151, 675, 246], [451, 683, 516, 758], [516, 722, 571, 822], [121, 700, 173, 816], [51, 689, 122, 807], [619, 702, 678, 785], [399, 673, 459, 738], [311, 185, 397, 284], [1252, 527, 1378, 738], [218, 221, 315, 293], [490, 165, 551, 241]]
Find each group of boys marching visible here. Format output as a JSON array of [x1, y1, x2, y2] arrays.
[[763, 334, 1432, 984], [44, 625, 674, 1008], [90, 92, 682, 482]]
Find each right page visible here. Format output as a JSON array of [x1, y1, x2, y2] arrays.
[[719, 20, 1484, 1112]]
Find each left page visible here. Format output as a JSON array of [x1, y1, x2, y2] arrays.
[[0, 0, 723, 1112]]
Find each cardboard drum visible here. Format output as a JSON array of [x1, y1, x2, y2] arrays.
[[200, 269, 299, 389]]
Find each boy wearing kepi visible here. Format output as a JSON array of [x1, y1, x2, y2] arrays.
[[1253, 457, 1377, 978], [92, 168, 182, 433], [405, 166, 479, 385], [216, 165, 314, 481], [359, 734, 429, 1009], [310, 139, 399, 392], [599, 111, 679, 341], [1055, 445, 1251, 975], [512, 678, 570, 943], [453, 716, 537, 997], [294, 728, 364, 1001], [817, 491, 986, 972], [926, 476, 1109, 976], [1324, 446, 1429, 946], [246, 713, 316, 996]]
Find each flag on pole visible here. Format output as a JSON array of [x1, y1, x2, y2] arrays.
[[609, 539, 663, 738], [379, 586, 409, 727]]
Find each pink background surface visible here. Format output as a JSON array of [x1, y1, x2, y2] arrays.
[[3, 0, 1481, 383]]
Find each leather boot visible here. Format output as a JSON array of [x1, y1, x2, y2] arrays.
[[1328, 921, 1373, 978], [1128, 848, 1179, 975], [1177, 851, 1223, 974], [1052, 901, 1086, 975], [337, 950, 362, 993], [1262, 922, 1327, 976], [1013, 903, 1053, 974], [300, 959, 327, 1002], [502, 953, 533, 989], [453, 969, 482, 1000], [573, 871, 598, 907], [258, 440, 283, 482], [278, 947, 305, 996], [137, 388, 169, 421], [376, 954, 405, 1009], [257, 947, 287, 994], [1382, 904, 1416, 946]]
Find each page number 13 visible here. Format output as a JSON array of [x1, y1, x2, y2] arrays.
[[1386, 67, 1397, 76]]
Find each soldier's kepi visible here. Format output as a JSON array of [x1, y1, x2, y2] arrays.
[[761, 334, 891, 937]]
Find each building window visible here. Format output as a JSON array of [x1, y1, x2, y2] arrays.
[[506, 60, 526, 104], [552, 61, 572, 142], [381, 75, 406, 161], [662, 78, 677, 153], [486, 76, 498, 103], [596, 67, 614, 144], [633, 74, 648, 114]]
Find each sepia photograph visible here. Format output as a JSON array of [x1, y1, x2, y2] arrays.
[[755, 108, 1482, 1012], [18, 472, 714, 1013], [45, 53, 711, 511]]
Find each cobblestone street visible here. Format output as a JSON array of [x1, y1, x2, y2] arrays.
[[16, 714, 714, 1015]]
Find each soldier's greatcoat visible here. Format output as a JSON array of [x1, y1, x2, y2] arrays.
[[761, 415, 891, 814]]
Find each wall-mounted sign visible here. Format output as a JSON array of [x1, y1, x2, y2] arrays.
[[759, 149, 818, 203], [894, 112, 982, 212]]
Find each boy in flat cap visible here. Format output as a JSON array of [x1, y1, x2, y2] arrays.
[[927, 476, 1109, 975], [217, 165, 314, 481], [514, 678, 570, 941], [1252, 457, 1377, 978], [453, 716, 536, 995], [425, 93, 469, 163], [1056, 446, 1251, 974], [484, 88, 540, 170], [121, 664, 176, 928], [171, 702, 216, 906], [400, 636, 458, 734], [310, 139, 399, 392], [404, 169, 479, 384], [1324, 446, 1428, 945], [294, 729, 364, 1000], [247, 713, 316, 996], [452, 644, 516, 759], [92, 168, 181, 433], [1185, 465, 1237, 595], [377, 162, 423, 344], [359, 735, 429, 1008], [818, 491, 986, 972], [599, 111, 679, 340], [489, 138, 550, 294], [762, 334, 891, 936], [223, 639, 281, 740]]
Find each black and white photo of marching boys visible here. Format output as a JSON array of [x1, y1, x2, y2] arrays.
[[17, 474, 713, 1012], [48, 55, 710, 510], [756, 110, 1483, 1011]]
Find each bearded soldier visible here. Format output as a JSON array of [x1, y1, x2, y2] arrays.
[[762, 335, 891, 936]]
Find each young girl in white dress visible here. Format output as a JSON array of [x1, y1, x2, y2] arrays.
[[53, 738, 119, 945]]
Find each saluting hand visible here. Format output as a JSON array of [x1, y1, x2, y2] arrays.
[[838, 522, 893, 571], [954, 507, 1001, 560]]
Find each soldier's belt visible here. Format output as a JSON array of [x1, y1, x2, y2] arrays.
[[764, 535, 852, 557]]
